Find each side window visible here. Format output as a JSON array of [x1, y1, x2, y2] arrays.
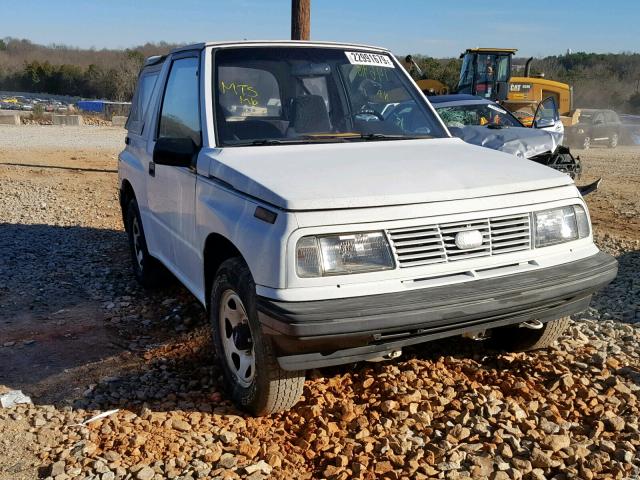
[[158, 57, 201, 146], [218, 66, 281, 119], [126, 71, 159, 134]]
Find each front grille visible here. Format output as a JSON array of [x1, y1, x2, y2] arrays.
[[388, 213, 532, 268], [489, 214, 532, 254]]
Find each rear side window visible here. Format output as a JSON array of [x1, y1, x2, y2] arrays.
[[126, 71, 159, 135], [218, 66, 281, 119], [158, 57, 201, 146]]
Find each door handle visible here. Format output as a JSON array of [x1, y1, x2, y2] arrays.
[[125, 136, 130, 145], [148, 161, 155, 177]]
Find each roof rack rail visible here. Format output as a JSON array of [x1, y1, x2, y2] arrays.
[[144, 55, 166, 67]]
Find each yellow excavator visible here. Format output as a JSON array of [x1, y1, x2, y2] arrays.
[[408, 48, 575, 127]]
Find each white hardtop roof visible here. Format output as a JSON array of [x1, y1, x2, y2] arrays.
[[170, 40, 391, 55]]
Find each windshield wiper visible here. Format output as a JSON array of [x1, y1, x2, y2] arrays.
[[486, 123, 507, 129], [357, 133, 432, 141], [232, 138, 310, 146]]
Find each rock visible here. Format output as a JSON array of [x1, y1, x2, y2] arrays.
[[381, 400, 399, 413], [136, 466, 155, 480], [542, 434, 571, 452], [172, 419, 191, 432], [605, 416, 625, 432], [374, 461, 394, 474], [218, 453, 237, 469], [470, 455, 493, 477], [245, 460, 272, 475], [50, 460, 66, 477], [530, 448, 554, 469], [492, 472, 510, 480], [238, 442, 260, 459], [219, 430, 237, 444]]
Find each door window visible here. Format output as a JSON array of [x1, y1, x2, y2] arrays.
[[534, 97, 559, 128], [127, 71, 159, 134], [158, 57, 201, 146]]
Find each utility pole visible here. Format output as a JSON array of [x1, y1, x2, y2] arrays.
[[291, 0, 310, 40]]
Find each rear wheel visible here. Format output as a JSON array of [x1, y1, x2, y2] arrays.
[[210, 258, 305, 415], [608, 133, 618, 149], [489, 317, 571, 352], [125, 199, 166, 288]]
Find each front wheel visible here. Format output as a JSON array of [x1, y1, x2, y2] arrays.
[[489, 317, 571, 352], [581, 136, 591, 150], [608, 133, 618, 149], [210, 258, 305, 415]]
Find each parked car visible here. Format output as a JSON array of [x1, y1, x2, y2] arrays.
[[566, 109, 622, 149], [426, 94, 582, 179], [119, 41, 617, 415]]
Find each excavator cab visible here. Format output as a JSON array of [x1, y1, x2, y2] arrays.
[[456, 48, 516, 101]]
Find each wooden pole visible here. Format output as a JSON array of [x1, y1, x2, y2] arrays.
[[291, 0, 310, 40]]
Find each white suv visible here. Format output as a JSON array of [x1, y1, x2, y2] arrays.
[[119, 41, 617, 415]]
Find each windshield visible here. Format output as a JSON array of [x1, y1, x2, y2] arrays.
[[214, 47, 447, 146], [435, 102, 523, 128], [457, 53, 511, 98]]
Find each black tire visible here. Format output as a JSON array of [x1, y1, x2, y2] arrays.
[[210, 257, 305, 415], [608, 133, 618, 149], [489, 317, 571, 352], [125, 199, 166, 288]]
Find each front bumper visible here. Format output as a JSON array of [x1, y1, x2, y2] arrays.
[[258, 252, 618, 370]]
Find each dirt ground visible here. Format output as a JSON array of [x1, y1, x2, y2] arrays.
[[0, 136, 638, 479]]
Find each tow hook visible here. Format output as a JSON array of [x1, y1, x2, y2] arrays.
[[519, 320, 544, 330], [366, 349, 402, 362], [462, 330, 490, 341]]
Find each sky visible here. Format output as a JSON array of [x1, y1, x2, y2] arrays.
[[2, 0, 638, 58]]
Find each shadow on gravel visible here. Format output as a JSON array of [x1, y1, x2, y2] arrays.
[[0, 222, 187, 406], [587, 249, 639, 323]]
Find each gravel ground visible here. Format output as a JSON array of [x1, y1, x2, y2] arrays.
[[0, 125, 125, 150], [0, 128, 638, 480]]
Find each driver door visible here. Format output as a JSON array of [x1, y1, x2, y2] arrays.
[[534, 96, 564, 141]]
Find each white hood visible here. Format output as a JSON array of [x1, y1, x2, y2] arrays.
[[206, 137, 573, 211]]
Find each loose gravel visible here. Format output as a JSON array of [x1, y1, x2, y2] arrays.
[[0, 130, 638, 480]]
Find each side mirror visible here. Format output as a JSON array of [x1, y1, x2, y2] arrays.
[[534, 117, 556, 129], [153, 137, 197, 167]]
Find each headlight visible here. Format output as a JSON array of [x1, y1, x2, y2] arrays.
[[534, 205, 590, 248], [296, 231, 395, 277], [577, 128, 585, 134]]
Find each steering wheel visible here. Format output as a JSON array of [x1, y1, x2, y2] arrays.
[[353, 108, 385, 122]]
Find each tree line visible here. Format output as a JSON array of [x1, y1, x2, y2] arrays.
[[0, 38, 179, 101], [1, 38, 639, 113]]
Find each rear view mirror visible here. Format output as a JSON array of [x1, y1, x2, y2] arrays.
[[291, 63, 331, 77], [153, 137, 197, 167]]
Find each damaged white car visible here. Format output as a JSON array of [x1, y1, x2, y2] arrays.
[[427, 94, 583, 180]]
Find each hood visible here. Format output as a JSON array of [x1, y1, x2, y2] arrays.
[[206, 137, 573, 211], [450, 125, 561, 159]]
